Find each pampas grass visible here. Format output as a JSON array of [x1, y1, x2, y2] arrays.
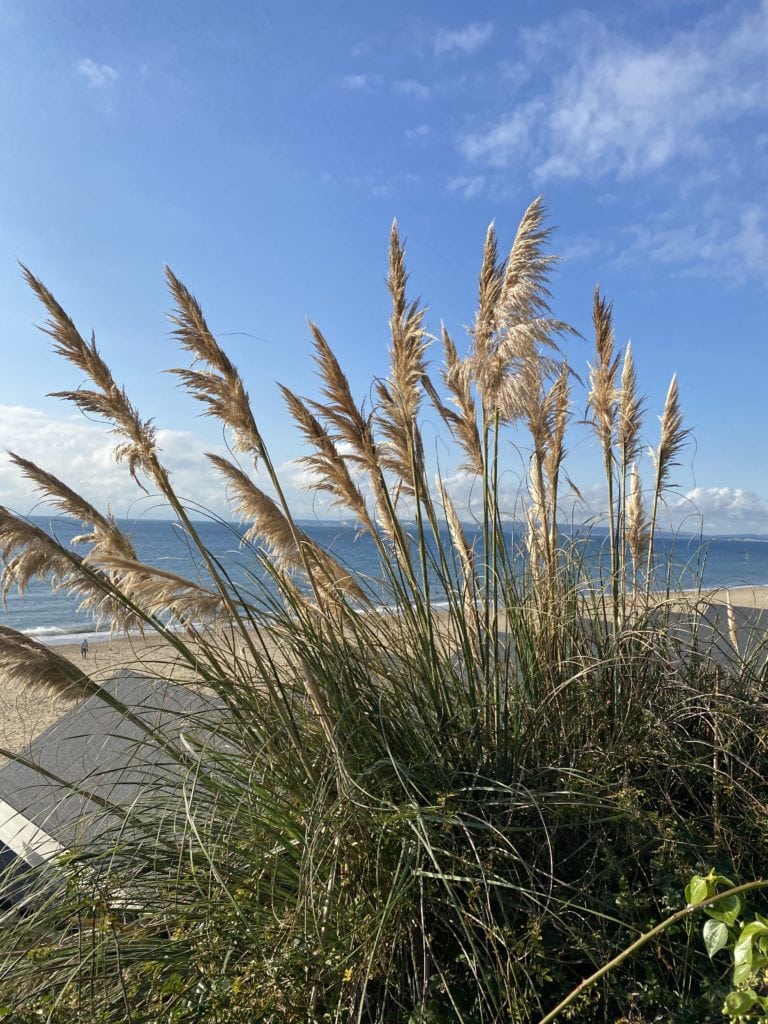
[[21, 266, 159, 488], [1, 202, 760, 1024], [647, 373, 689, 589], [0, 626, 90, 699]]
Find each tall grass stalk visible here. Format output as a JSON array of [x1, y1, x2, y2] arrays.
[[0, 201, 765, 1023]]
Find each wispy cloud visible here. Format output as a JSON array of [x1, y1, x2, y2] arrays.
[[343, 75, 430, 101], [559, 234, 608, 263], [76, 58, 118, 90], [447, 175, 486, 200], [0, 406, 227, 517], [460, 3, 768, 181], [343, 171, 420, 198], [393, 78, 431, 101], [435, 22, 494, 57], [623, 203, 768, 285], [672, 486, 768, 534], [405, 123, 432, 141], [342, 73, 381, 91]]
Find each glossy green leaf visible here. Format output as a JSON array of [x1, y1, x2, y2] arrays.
[[724, 989, 758, 1016], [734, 933, 753, 967], [685, 875, 710, 905], [703, 919, 729, 958], [733, 959, 754, 986], [706, 893, 742, 926], [738, 921, 768, 944]]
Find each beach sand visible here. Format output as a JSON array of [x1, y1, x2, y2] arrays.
[[702, 585, 768, 611], [2, 586, 767, 757], [0, 632, 203, 758]]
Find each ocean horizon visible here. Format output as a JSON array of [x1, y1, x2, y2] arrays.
[[2, 515, 768, 647]]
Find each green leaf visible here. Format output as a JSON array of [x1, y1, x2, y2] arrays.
[[724, 989, 758, 1016], [739, 921, 768, 944], [703, 919, 729, 958], [734, 933, 754, 968], [715, 874, 736, 888], [706, 893, 743, 926], [685, 875, 710, 905], [733, 959, 754, 986]]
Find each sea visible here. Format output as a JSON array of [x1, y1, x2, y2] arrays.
[[2, 516, 768, 647]]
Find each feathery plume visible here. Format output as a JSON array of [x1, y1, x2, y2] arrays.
[[307, 325, 400, 542], [165, 267, 266, 463], [307, 323, 377, 471], [279, 385, 370, 525], [646, 376, 688, 589], [626, 464, 649, 571], [7, 453, 137, 563], [472, 222, 504, 370], [617, 343, 643, 468], [526, 454, 548, 582], [375, 222, 429, 494], [436, 476, 475, 589], [0, 507, 144, 631], [498, 197, 555, 312], [542, 365, 570, 540], [208, 454, 366, 604], [0, 508, 79, 601], [652, 374, 688, 492], [436, 476, 480, 655], [21, 266, 158, 487], [468, 199, 569, 422], [87, 555, 226, 624], [437, 327, 483, 474], [0, 627, 93, 698], [587, 288, 620, 449]]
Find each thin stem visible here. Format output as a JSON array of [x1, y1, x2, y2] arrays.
[[537, 880, 768, 1024]]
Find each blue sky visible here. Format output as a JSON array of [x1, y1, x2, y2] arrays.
[[0, 0, 766, 532]]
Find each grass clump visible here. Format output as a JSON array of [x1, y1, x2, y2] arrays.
[[0, 199, 766, 1022]]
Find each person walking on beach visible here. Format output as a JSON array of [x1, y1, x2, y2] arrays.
[[81, 638, 89, 660]]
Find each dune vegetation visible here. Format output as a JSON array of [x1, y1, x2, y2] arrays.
[[0, 199, 767, 1022]]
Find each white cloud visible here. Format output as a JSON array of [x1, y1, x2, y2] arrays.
[[498, 60, 531, 91], [342, 73, 381, 90], [405, 123, 432, 141], [559, 234, 607, 263], [460, 3, 768, 181], [345, 171, 420, 198], [76, 58, 118, 90], [435, 22, 494, 57], [461, 107, 539, 165], [531, 478, 768, 535], [0, 406, 229, 518], [623, 202, 768, 285], [671, 487, 768, 534], [392, 79, 431, 101], [447, 175, 486, 200], [343, 75, 431, 102], [733, 205, 768, 279]]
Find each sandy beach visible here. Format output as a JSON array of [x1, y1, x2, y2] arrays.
[[701, 585, 768, 611], [0, 631, 204, 758], [1, 585, 767, 758]]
